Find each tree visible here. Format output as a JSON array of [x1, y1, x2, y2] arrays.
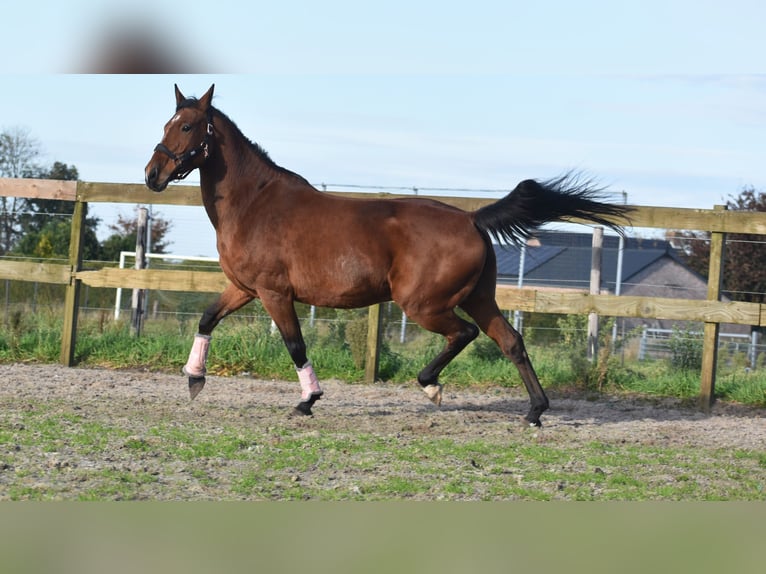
[[0, 128, 93, 257], [668, 186, 766, 305], [0, 125, 106, 261], [22, 161, 81, 232], [0, 126, 41, 178], [13, 218, 92, 260], [8, 158, 103, 261], [0, 127, 42, 254], [99, 208, 173, 262]]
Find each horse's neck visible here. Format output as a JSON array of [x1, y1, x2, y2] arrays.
[[198, 121, 309, 229]]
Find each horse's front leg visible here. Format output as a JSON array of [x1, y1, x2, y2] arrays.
[[259, 290, 323, 416], [184, 283, 254, 399]]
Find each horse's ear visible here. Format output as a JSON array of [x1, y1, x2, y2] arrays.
[[174, 84, 186, 106], [199, 84, 215, 111]]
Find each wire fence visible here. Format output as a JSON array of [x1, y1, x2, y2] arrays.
[[2, 222, 765, 370], [638, 327, 764, 370]]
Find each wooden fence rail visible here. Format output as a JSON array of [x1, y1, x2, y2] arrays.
[[2, 178, 766, 410]]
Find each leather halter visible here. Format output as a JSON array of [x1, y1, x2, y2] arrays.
[[153, 114, 214, 182]]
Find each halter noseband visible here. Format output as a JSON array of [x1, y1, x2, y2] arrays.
[[153, 114, 214, 182]]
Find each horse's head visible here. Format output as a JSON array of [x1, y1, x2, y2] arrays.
[[145, 84, 215, 192]]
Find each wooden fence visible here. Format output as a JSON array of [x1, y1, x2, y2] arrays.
[[2, 177, 766, 410]]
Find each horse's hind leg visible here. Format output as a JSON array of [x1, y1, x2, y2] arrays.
[[406, 309, 480, 406], [185, 284, 254, 399], [461, 297, 549, 427]]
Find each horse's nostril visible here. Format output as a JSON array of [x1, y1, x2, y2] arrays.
[[146, 166, 158, 186]]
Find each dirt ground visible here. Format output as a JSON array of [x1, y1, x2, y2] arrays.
[[1, 363, 764, 500]]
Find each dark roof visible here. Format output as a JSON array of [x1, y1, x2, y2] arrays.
[[529, 231, 668, 250], [494, 244, 564, 277], [494, 231, 689, 291]]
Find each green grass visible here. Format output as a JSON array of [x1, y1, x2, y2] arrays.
[[1, 311, 765, 407], [1, 396, 764, 501]]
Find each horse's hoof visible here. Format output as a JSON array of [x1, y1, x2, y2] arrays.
[[188, 376, 206, 400], [292, 393, 321, 417], [293, 401, 314, 416], [521, 415, 542, 428], [423, 383, 443, 406]]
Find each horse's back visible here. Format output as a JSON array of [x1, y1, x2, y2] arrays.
[[314, 193, 486, 265], [354, 195, 490, 307], [223, 186, 491, 309]]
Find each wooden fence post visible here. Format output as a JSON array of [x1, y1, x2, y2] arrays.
[[60, 198, 87, 366], [365, 303, 383, 383], [131, 207, 148, 336], [699, 205, 727, 411], [587, 227, 603, 361]]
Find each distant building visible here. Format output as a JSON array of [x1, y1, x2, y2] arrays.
[[494, 231, 744, 333]]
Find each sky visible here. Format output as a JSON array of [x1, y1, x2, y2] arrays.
[[1, 1, 765, 258]]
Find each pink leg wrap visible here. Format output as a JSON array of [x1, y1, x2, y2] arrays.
[[296, 361, 323, 400], [183, 334, 211, 377]]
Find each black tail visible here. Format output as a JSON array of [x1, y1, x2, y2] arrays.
[[473, 172, 632, 244]]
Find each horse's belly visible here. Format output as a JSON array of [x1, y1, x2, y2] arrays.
[[293, 255, 390, 308]]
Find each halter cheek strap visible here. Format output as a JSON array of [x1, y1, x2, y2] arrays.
[[154, 117, 214, 181]]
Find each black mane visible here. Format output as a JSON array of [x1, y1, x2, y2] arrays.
[[214, 106, 306, 181], [176, 97, 300, 179]]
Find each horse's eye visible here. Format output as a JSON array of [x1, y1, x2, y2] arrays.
[[181, 124, 192, 132]]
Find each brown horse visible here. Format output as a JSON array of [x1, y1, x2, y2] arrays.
[[145, 84, 630, 426]]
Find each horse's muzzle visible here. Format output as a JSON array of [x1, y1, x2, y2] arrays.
[[145, 164, 167, 192]]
